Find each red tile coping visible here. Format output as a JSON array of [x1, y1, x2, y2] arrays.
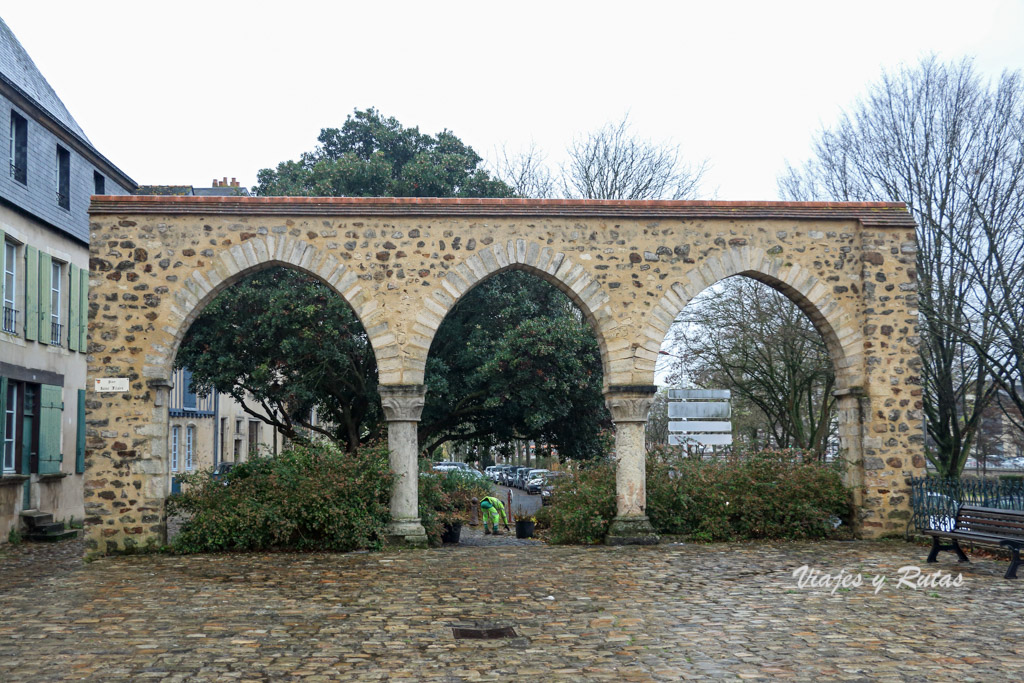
[[89, 195, 916, 227]]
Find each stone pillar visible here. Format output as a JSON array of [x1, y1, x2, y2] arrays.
[[604, 385, 659, 545], [834, 387, 865, 531], [379, 385, 428, 548]]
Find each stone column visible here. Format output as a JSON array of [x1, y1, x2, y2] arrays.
[[379, 385, 428, 548], [604, 385, 659, 545]]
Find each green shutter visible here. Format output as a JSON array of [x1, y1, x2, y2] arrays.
[[38, 384, 63, 474], [0, 377, 7, 459], [38, 251, 51, 346], [79, 267, 88, 352], [68, 265, 80, 352], [0, 230, 6, 319], [75, 389, 86, 474], [24, 245, 38, 341]]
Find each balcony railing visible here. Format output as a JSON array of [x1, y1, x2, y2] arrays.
[[56, 190, 70, 210], [50, 321, 63, 346], [10, 162, 26, 183], [2, 306, 16, 334]]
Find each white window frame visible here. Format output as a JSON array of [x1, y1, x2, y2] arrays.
[[186, 425, 195, 471], [170, 425, 179, 472], [49, 262, 62, 348], [3, 382, 17, 473]]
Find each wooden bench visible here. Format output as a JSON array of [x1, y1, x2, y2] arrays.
[[926, 504, 1024, 579]]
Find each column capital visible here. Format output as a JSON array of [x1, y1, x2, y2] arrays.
[[379, 384, 427, 422], [604, 385, 657, 423]]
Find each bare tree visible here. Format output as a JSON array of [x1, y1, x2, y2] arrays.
[[492, 142, 557, 198], [778, 56, 1019, 476], [563, 114, 708, 200], [665, 278, 837, 458]]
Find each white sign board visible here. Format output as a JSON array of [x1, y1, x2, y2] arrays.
[[94, 378, 129, 393], [667, 387, 733, 447], [669, 433, 734, 446]]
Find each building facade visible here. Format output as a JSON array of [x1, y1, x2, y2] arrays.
[[0, 18, 135, 542]]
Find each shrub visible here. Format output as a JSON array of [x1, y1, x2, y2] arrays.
[[647, 446, 850, 541], [167, 441, 393, 553], [543, 447, 850, 544], [418, 467, 493, 547], [541, 461, 616, 544]]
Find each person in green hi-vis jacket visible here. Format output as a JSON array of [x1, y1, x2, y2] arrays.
[[474, 496, 509, 535]]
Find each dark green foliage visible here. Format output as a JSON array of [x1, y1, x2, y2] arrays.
[[537, 462, 617, 544], [255, 108, 514, 199], [167, 442, 393, 553], [541, 447, 851, 544], [423, 270, 610, 460], [646, 447, 850, 541], [417, 468, 493, 547], [175, 267, 381, 452]]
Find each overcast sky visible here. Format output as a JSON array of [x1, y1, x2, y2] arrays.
[[3, 1, 1024, 199]]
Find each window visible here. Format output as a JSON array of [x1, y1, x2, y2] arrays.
[[50, 261, 62, 346], [9, 111, 26, 184], [170, 426, 179, 472], [248, 420, 260, 456], [55, 146, 70, 210], [3, 241, 16, 334], [181, 368, 196, 410], [186, 425, 195, 471], [93, 171, 105, 195], [2, 381, 16, 473], [0, 380, 55, 475], [220, 417, 228, 465]]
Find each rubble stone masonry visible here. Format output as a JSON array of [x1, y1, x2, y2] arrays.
[[84, 197, 922, 554]]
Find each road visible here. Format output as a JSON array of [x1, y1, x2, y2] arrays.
[[493, 484, 542, 520]]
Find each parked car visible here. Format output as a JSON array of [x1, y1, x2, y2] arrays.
[[432, 461, 471, 473], [211, 461, 235, 485], [539, 471, 567, 504], [484, 465, 501, 481], [512, 466, 533, 488], [525, 469, 550, 494]]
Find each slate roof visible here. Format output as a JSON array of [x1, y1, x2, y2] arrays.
[[0, 17, 89, 142]]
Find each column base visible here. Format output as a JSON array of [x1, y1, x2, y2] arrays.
[[605, 516, 660, 546], [386, 518, 428, 548]]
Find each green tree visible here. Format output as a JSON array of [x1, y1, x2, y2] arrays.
[[255, 108, 514, 198], [422, 271, 610, 460], [180, 108, 609, 460], [175, 267, 381, 452]]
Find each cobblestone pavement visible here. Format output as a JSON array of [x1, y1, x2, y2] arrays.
[[1, 536, 1022, 681]]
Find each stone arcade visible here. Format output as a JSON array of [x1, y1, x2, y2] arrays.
[[83, 197, 922, 554]]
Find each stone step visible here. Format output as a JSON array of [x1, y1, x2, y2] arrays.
[[25, 528, 79, 543], [19, 510, 54, 528]]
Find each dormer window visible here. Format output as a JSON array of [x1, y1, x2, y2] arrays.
[[9, 111, 27, 184], [55, 146, 70, 210]]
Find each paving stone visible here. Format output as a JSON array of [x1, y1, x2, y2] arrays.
[[1, 538, 1022, 680]]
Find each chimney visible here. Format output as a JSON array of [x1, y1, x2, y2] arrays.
[[222, 177, 228, 187], [212, 178, 219, 187], [231, 177, 238, 187]]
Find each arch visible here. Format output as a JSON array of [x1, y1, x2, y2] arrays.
[[146, 234, 395, 385], [643, 246, 864, 392], [402, 239, 621, 387]]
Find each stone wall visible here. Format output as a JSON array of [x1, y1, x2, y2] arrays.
[[84, 197, 922, 554]]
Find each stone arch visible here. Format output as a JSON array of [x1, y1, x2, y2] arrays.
[[399, 239, 620, 386], [641, 246, 864, 392], [149, 234, 395, 384]]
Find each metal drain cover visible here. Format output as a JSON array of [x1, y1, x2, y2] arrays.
[[452, 626, 517, 639]]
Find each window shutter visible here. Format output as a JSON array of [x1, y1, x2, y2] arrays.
[[38, 251, 51, 346], [0, 376, 7, 456], [76, 389, 86, 474], [79, 267, 88, 352], [0, 230, 6, 314], [38, 384, 63, 474], [68, 264, 80, 352], [24, 245, 38, 341]]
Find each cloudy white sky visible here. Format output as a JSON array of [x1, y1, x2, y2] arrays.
[[3, 1, 1023, 199]]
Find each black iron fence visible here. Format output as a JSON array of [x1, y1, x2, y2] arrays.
[[910, 475, 1024, 532]]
